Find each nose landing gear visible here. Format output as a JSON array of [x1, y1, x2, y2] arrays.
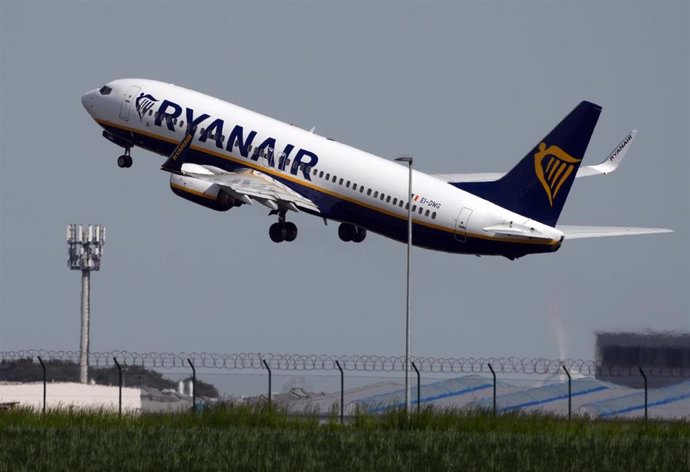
[[117, 148, 133, 168], [269, 210, 298, 243]]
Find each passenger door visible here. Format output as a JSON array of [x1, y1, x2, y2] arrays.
[[119, 85, 140, 121], [454, 207, 473, 242]]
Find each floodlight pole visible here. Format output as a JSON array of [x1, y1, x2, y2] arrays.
[[395, 156, 413, 415], [67, 224, 105, 384], [80, 270, 90, 384]]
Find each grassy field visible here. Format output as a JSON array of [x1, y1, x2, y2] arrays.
[[1, 405, 688, 471]]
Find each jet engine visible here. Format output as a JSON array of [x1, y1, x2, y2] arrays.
[[169, 174, 241, 211]]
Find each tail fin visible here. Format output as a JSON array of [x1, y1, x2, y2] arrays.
[[454, 101, 601, 226]]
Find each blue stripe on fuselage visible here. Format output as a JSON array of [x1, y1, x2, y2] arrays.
[[101, 123, 559, 258]]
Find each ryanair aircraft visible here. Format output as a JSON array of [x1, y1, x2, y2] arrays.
[[82, 79, 670, 259]]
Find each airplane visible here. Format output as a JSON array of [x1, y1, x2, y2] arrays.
[[81, 79, 671, 259]]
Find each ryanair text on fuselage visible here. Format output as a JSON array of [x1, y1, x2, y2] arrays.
[[141, 94, 319, 180]]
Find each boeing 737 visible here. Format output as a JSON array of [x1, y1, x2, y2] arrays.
[[81, 79, 670, 259]]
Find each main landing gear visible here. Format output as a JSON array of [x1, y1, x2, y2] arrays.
[[117, 148, 133, 168], [338, 223, 366, 243], [269, 210, 298, 243]]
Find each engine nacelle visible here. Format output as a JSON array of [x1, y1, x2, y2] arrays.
[[170, 174, 241, 211]]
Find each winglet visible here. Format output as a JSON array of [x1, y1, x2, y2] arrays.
[[577, 130, 637, 177], [161, 127, 197, 174]]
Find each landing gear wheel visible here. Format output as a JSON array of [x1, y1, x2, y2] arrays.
[[338, 223, 354, 242], [117, 149, 133, 168], [269, 223, 286, 243], [353, 227, 367, 243], [285, 222, 298, 242]]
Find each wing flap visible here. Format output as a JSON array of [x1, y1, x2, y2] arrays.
[[182, 164, 319, 213], [558, 225, 672, 240]]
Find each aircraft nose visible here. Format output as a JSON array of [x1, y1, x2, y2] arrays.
[[81, 89, 97, 112]]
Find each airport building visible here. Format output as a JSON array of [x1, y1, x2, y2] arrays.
[[594, 331, 690, 388]]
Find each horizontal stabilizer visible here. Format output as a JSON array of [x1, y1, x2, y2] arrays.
[[435, 130, 637, 183], [558, 225, 672, 240]]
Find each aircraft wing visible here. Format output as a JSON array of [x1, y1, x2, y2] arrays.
[[557, 225, 672, 240], [181, 163, 319, 213], [434, 130, 637, 183], [160, 127, 318, 213]]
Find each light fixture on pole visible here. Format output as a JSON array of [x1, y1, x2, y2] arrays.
[[394, 156, 413, 414], [66, 224, 106, 384]]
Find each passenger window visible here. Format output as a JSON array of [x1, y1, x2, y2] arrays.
[[352, 183, 357, 190], [405, 203, 409, 209], [332, 175, 337, 183], [399, 201, 403, 207], [386, 196, 391, 203], [432, 212, 437, 219], [418, 207, 423, 214], [319, 171, 324, 178], [360, 187, 364, 193], [173, 117, 177, 124], [339, 178, 344, 185], [380, 194, 385, 201], [367, 189, 372, 196], [425, 209, 430, 217], [346, 181, 350, 188], [392, 198, 397, 205], [148, 110, 153, 116], [412, 205, 416, 211], [180, 120, 184, 128], [326, 173, 330, 180], [374, 191, 379, 198]]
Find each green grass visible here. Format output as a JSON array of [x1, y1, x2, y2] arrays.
[[1, 405, 688, 471]]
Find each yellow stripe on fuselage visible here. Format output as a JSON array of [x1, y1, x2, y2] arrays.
[[97, 119, 558, 247]]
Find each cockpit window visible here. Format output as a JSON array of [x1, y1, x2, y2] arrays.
[[99, 85, 112, 95]]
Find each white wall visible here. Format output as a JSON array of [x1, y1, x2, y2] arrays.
[[0, 382, 141, 413]]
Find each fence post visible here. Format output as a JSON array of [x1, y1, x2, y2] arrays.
[[639, 367, 648, 422], [335, 360, 344, 424], [488, 363, 496, 416], [411, 362, 421, 414], [187, 358, 196, 413], [262, 359, 272, 411], [113, 357, 122, 416], [37, 356, 46, 415], [562, 365, 571, 421]]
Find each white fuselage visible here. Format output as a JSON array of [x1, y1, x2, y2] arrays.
[[82, 78, 563, 256]]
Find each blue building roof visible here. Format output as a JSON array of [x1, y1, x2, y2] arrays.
[[580, 380, 690, 419], [472, 378, 609, 413], [356, 375, 502, 413]]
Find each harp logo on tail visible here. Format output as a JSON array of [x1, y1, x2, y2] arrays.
[[534, 143, 581, 207]]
